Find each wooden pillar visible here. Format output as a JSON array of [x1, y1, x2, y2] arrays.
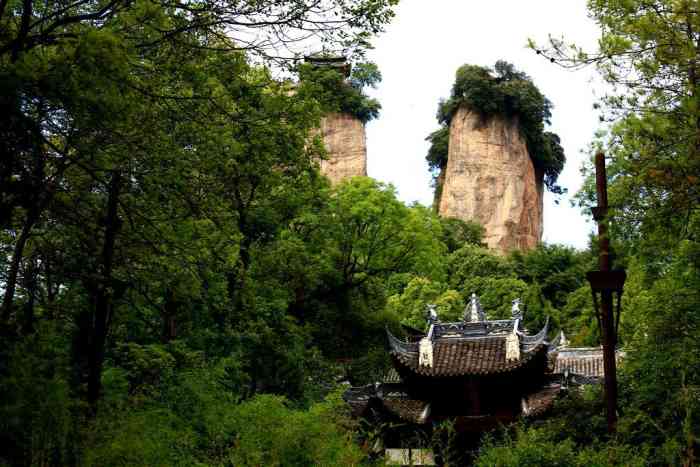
[[593, 152, 618, 434], [466, 378, 481, 415]]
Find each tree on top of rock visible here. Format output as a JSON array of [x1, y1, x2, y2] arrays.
[[426, 61, 566, 195]]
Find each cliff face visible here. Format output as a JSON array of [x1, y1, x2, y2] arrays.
[[437, 107, 544, 253], [318, 112, 367, 184]]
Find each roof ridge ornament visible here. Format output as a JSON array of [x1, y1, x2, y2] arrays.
[[464, 293, 485, 322], [511, 298, 524, 319], [426, 304, 439, 324], [419, 336, 434, 367], [558, 330, 569, 348], [506, 329, 521, 361]]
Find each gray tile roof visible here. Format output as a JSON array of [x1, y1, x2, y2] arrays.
[[553, 347, 625, 378], [391, 337, 548, 377]]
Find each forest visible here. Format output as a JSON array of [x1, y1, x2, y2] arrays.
[[1, 0, 699, 465]]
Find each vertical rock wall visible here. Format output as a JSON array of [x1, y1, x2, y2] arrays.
[[318, 112, 367, 184], [432, 168, 446, 211], [437, 107, 544, 253]]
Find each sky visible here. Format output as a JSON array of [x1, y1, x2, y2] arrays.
[[362, 1, 604, 249]]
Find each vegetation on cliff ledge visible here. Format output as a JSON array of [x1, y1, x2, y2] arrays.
[[297, 61, 382, 123], [426, 61, 566, 194]]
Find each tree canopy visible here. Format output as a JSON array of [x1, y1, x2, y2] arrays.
[[297, 61, 382, 123]]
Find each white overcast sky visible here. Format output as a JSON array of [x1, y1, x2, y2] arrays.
[[363, 0, 604, 250]]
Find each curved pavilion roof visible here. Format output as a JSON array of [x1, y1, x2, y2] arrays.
[[344, 296, 619, 428], [386, 296, 550, 378], [389, 334, 549, 377]]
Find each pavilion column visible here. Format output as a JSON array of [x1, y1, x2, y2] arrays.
[[466, 378, 481, 415]]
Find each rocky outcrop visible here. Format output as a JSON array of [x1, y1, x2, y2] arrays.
[[318, 112, 367, 184], [437, 107, 543, 253]]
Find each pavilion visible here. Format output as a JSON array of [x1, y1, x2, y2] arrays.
[[345, 294, 618, 441]]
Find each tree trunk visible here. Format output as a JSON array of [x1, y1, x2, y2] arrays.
[[288, 285, 306, 321], [21, 254, 38, 334], [87, 171, 122, 413], [1, 210, 38, 324], [2, 120, 48, 324], [44, 256, 57, 320], [162, 288, 178, 343], [227, 207, 252, 318]]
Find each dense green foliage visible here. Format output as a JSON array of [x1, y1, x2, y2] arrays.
[[297, 61, 382, 123], [2, 0, 700, 464], [386, 242, 594, 334], [425, 126, 450, 174], [471, 1, 700, 465], [426, 61, 566, 194], [476, 425, 648, 467], [0, 0, 405, 463]]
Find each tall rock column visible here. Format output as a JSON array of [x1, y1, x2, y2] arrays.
[[437, 107, 544, 253], [318, 112, 367, 184]]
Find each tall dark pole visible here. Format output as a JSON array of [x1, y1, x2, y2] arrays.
[[593, 151, 618, 433]]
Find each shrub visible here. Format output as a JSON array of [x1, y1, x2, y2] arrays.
[[297, 61, 381, 123], [475, 426, 648, 467]]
